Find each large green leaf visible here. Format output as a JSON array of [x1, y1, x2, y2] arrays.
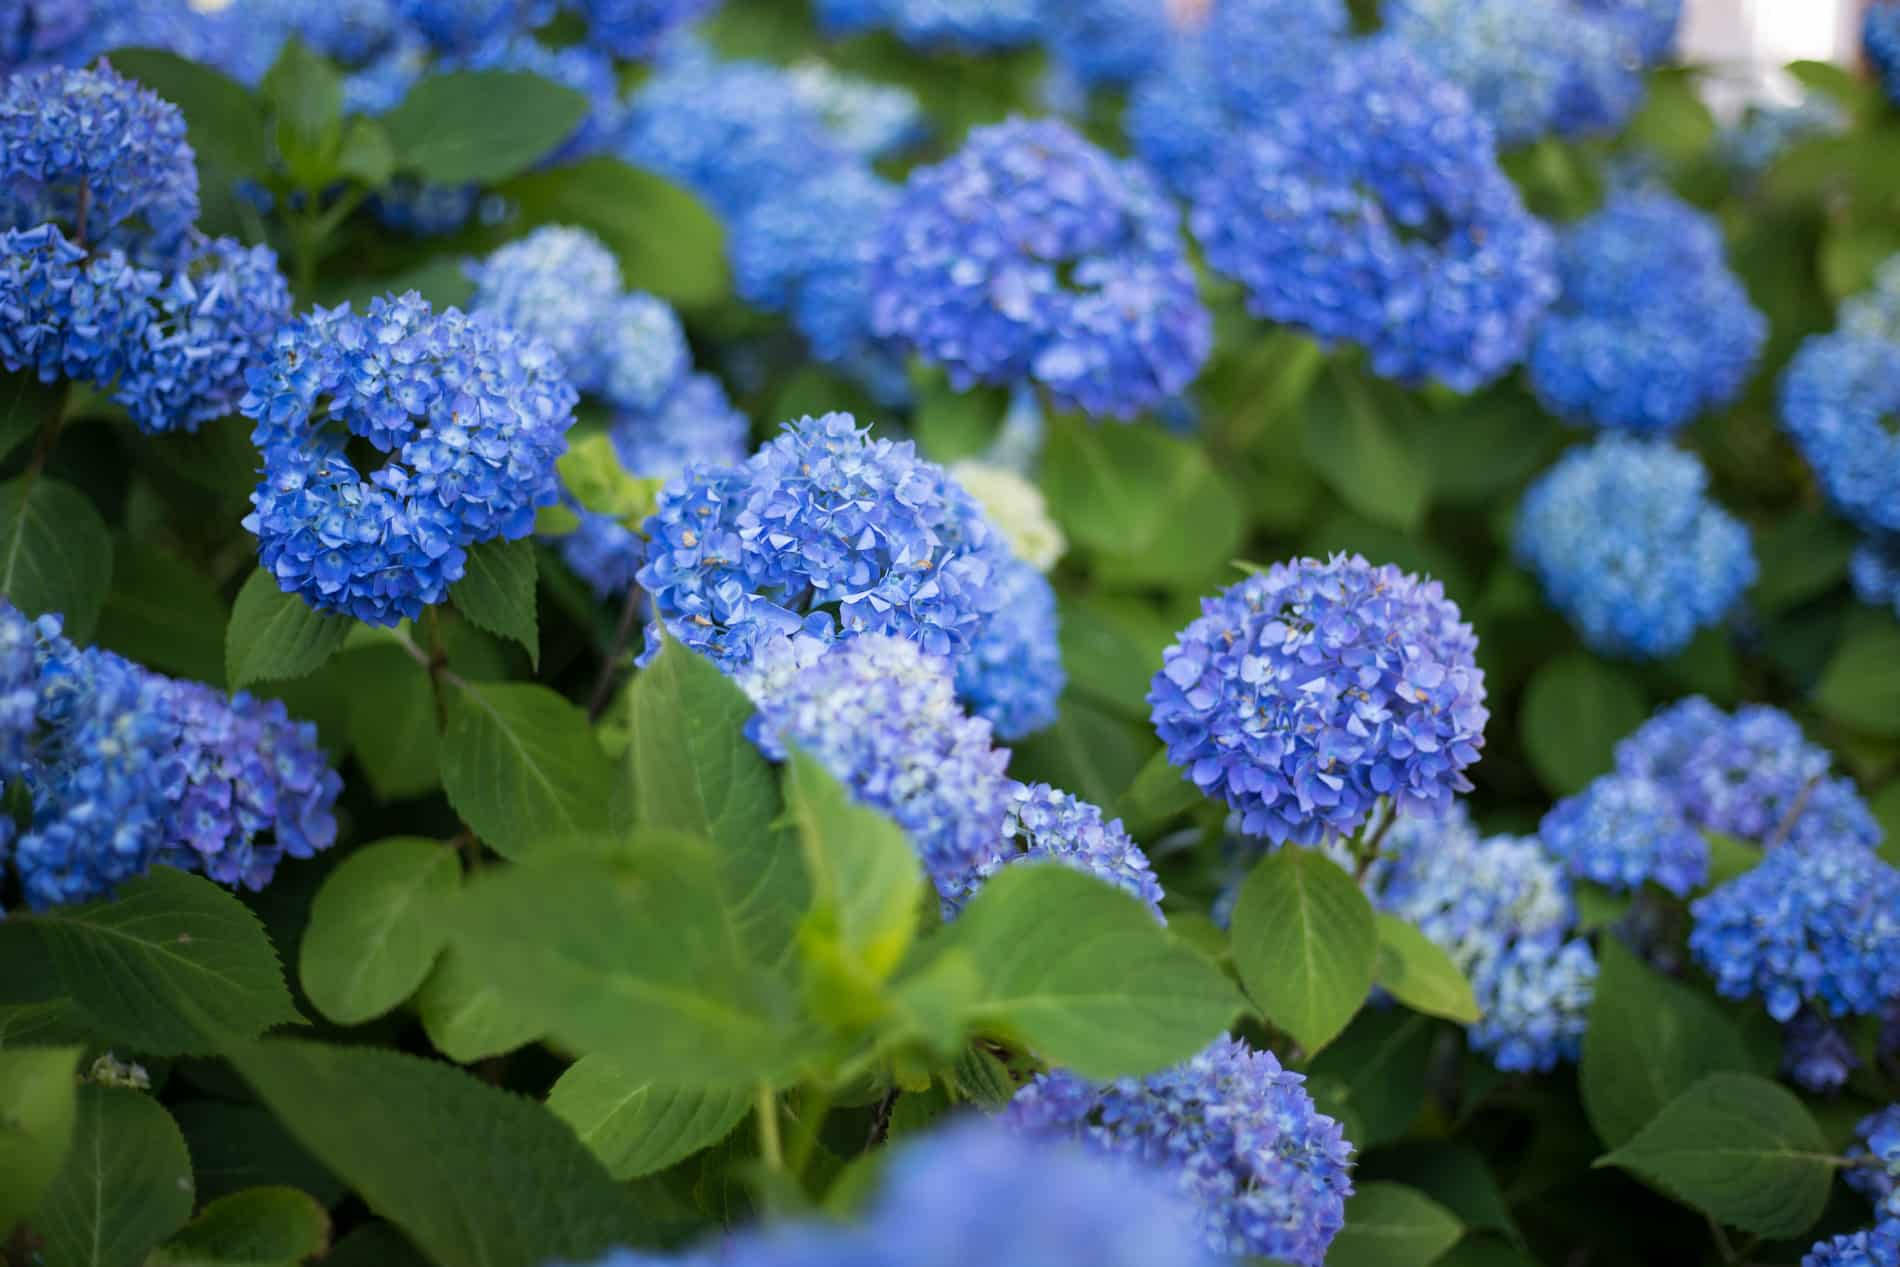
[[1326, 1182, 1465, 1267], [441, 681, 619, 859], [0, 1046, 81, 1231], [1306, 1010, 1436, 1150], [339, 646, 440, 801], [1598, 1073, 1833, 1238], [1301, 370, 1430, 532], [627, 638, 807, 966], [414, 947, 542, 1064], [381, 71, 587, 185], [448, 836, 813, 1087], [546, 1057, 750, 1181], [899, 863, 1244, 1079], [1580, 939, 1751, 1149], [1374, 914, 1481, 1024], [1230, 848, 1377, 1053], [32, 1087, 195, 1267], [93, 541, 228, 686], [450, 539, 538, 666], [1519, 653, 1648, 795], [168, 1102, 342, 1209], [1008, 693, 1149, 811], [149, 1187, 331, 1267], [106, 50, 269, 177], [1814, 609, 1900, 737], [0, 372, 60, 467], [227, 1039, 647, 1267], [28, 867, 301, 1056], [299, 839, 460, 1026], [225, 569, 351, 691], [0, 476, 113, 643]]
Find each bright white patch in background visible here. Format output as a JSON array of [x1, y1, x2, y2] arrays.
[[1682, 0, 1857, 117]]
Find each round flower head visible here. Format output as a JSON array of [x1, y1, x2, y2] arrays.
[[574, 0, 716, 60], [1003, 1036, 1355, 1265], [1802, 1221, 1900, 1267], [241, 291, 578, 626], [867, 117, 1211, 421], [948, 780, 1164, 915], [393, 0, 547, 52], [638, 412, 1012, 675], [1042, 0, 1170, 87], [467, 226, 624, 386], [1783, 1009, 1859, 1094], [1854, 535, 1900, 621], [1539, 772, 1708, 896], [1514, 436, 1756, 660], [1847, 1105, 1900, 1215], [785, 63, 923, 162], [1, 0, 91, 68], [885, 0, 1040, 49], [733, 164, 896, 364], [0, 63, 198, 257], [1468, 936, 1600, 1073], [1149, 555, 1487, 846], [953, 556, 1063, 739], [592, 292, 689, 415], [1870, 2, 1900, 107], [1531, 192, 1765, 433], [1780, 334, 1900, 537], [1689, 838, 1900, 1022], [243, 0, 405, 66], [1190, 42, 1557, 392], [748, 634, 1012, 907], [0, 224, 164, 395], [947, 460, 1065, 573]]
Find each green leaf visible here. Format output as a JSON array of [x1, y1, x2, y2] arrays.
[[93, 541, 228, 686], [1814, 609, 1900, 737], [225, 569, 350, 691], [335, 115, 395, 189], [1580, 940, 1752, 1150], [448, 836, 812, 1087], [260, 39, 342, 184], [1519, 653, 1648, 795], [1371, 1141, 1518, 1241], [908, 370, 1006, 462], [339, 646, 439, 801], [227, 1039, 647, 1267], [1753, 511, 1857, 614], [1420, 387, 1560, 506], [299, 839, 460, 1026], [1230, 848, 1377, 1053], [1302, 370, 1430, 532], [441, 681, 619, 860], [1305, 1009, 1436, 1150], [0, 476, 113, 643], [324, 1224, 430, 1267], [1374, 914, 1481, 1024], [1115, 748, 1203, 841], [29, 867, 301, 1057], [168, 1102, 343, 1209], [546, 1057, 750, 1180], [0, 1046, 82, 1231], [381, 71, 586, 185], [901, 863, 1244, 1079], [0, 371, 62, 467], [556, 434, 664, 522], [451, 539, 538, 666], [1702, 832, 1763, 890], [1008, 694, 1148, 811], [628, 637, 808, 966], [149, 1187, 331, 1267], [1326, 1182, 1465, 1267], [32, 1086, 194, 1267], [414, 947, 542, 1064], [106, 50, 268, 176], [500, 158, 727, 308], [1598, 1073, 1832, 1238]]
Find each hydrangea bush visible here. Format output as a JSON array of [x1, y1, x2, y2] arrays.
[[2, 5, 1898, 1267]]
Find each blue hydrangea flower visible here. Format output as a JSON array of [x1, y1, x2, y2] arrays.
[[638, 412, 1011, 675], [244, 0, 405, 66], [573, 0, 715, 60], [0, 223, 164, 395], [555, 512, 645, 601], [0, 63, 199, 257], [1783, 1009, 1860, 1094], [593, 292, 689, 414], [1847, 1105, 1900, 1215], [1003, 1036, 1354, 1265], [1869, 2, 1900, 107], [947, 780, 1163, 915], [1467, 936, 1600, 1073], [733, 164, 896, 364], [1530, 192, 1765, 433], [369, 178, 484, 236], [393, 0, 548, 53], [1802, 1221, 1900, 1267], [1041, 0, 1169, 87], [241, 291, 578, 626], [1190, 42, 1557, 392], [867, 117, 1210, 421], [1689, 839, 1900, 1023], [785, 63, 922, 162], [953, 555, 1062, 740], [1515, 436, 1756, 660], [0, 0, 92, 67], [1614, 698, 1881, 851], [1582, 0, 1681, 61], [1842, 256, 1900, 345], [1539, 773, 1708, 896], [1150, 555, 1487, 847], [876, 0, 1040, 49], [1853, 535, 1900, 620], [1782, 334, 1900, 537], [1722, 96, 1846, 180], [468, 226, 624, 384], [749, 634, 1013, 906]]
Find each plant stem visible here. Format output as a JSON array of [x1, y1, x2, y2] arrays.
[[755, 1085, 783, 1172], [424, 606, 450, 732], [1763, 775, 1821, 850], [785, 1083, 834, 1180], [586, 580, 644, 723]]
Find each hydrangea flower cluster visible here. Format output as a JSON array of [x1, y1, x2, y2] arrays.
[[748, 634, 1012, 907], [733, 164, 898, 365], [952, 556, 1063, 739], [1530, 192, 1765, 433], [1189, 42, 1557, 392], [1868, 1, 1900, 107], [241, 291, 577, 626], [1688, 838, 1900, 1022], [565, 1120, 1220, 1267], [574, 0, 717, 60], [1539, 773, 1708, 895], [1847, 1105, 1900, 1216], [948, 780, 1165, 915], [1783, 1009, 1860, 1094], [784, 62, 924, 162], [392, 0, 548, 54], [866, 117, 1211, 421], [1781, 334, 1900, 538], [1514, 436, 1756, 660], [946, 459, 1065, 573], [1802, 1221, 1900, 1267], [1041, 0, 1170, 87], [1853, 535, 1900, 621], [1002, 1036, 1355, 1265], [816, 0, 1041, 49], [0, 603, 338, 911], [1368, 806, 1597, 1072], [1149, 555, 1488, 846]]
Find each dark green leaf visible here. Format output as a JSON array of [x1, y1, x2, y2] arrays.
[[32, 1086, 194, 1267], [324, 1224, 430, 1267], [1008, 694, 1148, 810], [225, 569, 350, 690], [0, 476, 113, 643], [149, 1187, 330, 1267], [0, 1046, 81, 1231], [1420, 388, 1560, 506], [1753, 510, 1858, 613], [0, 371, 61, 467], [1375, 914, 1481, 1024], [1814, 609, 1900, 737], [105, 50, 267, 176], [339, 646, 439, 801], [1520, 653, 1648, 795], [1598, 1072, 1832, 1238], [414, 947, 543, 1064], [1306, 1010, 1436, 1150], [1326, 1182, 1465, 1267], [1301, 370, 1430, 532], [546, 1057, 749, 1180], [260, 39, 343, 189], [909, 370, 1006, 462], [1230, 848, 1377, 1052], [336, 116, 395, 189], [93, 541, 227, 686], [1702, 832, 1763, 890], [441, 681, 619, 860], [168, 1102, 343, 1209], [227, 1039, 648, 1267], [299, 839, 460, 1026], [1115, 747, 1203, 841], [1367, 1142, 1518, 1241], [30, 867, 301, 1057], [1056, 593, 1172, 721], [451, 539, 538, 666], [382, 71, 587, 186]]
